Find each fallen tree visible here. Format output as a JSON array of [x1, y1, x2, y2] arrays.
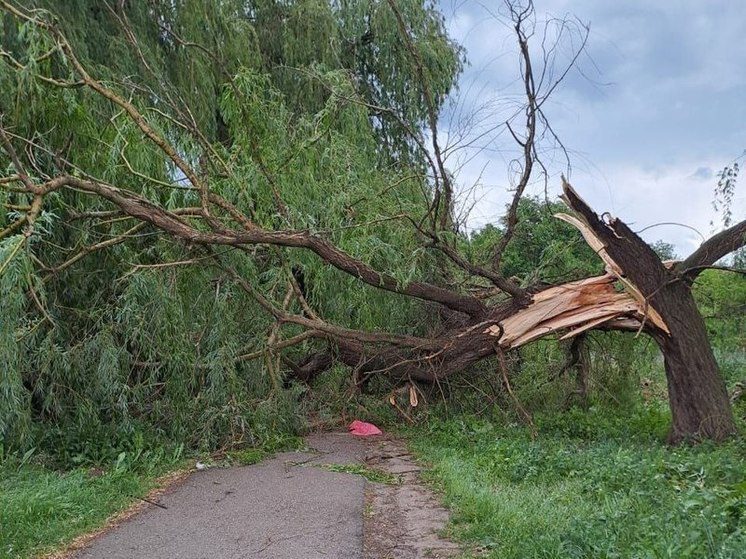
[[273, 181, 743, 443], [0, 0, 742, 446]]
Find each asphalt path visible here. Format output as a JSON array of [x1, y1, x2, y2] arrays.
[[74, 433, 367, 559]]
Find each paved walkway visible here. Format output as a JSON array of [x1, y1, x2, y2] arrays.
[[72, 432, 459, 559], [74, 433, 366, 559]]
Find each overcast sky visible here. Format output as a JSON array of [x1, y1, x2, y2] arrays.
[[437, 0, 746, 257]]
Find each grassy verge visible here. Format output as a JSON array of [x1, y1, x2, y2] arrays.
[[321, 463, 400, 485], [409, 406, 746, 559], [0, 459, 174, 559], [2, 445, 184, 559]]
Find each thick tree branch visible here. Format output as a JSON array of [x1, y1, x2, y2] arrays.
[[677, 219, 746, 279], [24, 175, 486, 316]]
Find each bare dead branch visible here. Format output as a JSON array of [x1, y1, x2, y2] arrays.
[[491, 3, 538, 269]]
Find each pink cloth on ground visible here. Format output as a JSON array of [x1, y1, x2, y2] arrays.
[[348, 420, 382, 436]]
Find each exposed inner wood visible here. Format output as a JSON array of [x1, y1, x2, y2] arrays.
[[486, 274, 645, 348], [485, 188, 670, 349]]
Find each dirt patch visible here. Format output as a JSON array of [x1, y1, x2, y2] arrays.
[[363, 436, 461, 559]]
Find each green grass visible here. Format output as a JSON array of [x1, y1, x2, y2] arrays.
[[321, 463, 400, 485], [409, 407, 746, 559], [0, 459, 170, 559], [0, 450, 184, 559], [225, 447, 268, 466]]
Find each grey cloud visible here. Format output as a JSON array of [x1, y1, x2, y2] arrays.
[[437, 0, 745, 257]]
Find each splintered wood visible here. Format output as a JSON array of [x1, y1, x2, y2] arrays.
[[485, 189, 670, 348], [486, 274, 659, 348]]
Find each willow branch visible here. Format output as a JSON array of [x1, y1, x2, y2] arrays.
[[35, 175, 484, 316], [677, 219, 746, 279], [425, 233, 527, 300], [46, 222, 148, 275], [0, 214, 27, 240], [222, 260, 442, 349], [387, 0, 453, 232], [234, 330, 322, 363]]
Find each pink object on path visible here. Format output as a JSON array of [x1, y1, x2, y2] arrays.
[[348, 420, 382, 436]]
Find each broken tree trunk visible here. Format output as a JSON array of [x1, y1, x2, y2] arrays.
[[285, 182, 739, 443], [558, 180, 737, 443], [484, 273, 665, 347]]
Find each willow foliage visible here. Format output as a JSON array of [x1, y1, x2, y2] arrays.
[[0, 0, 462, 462]]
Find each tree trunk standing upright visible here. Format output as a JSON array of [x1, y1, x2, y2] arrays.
[[561, 182, 737, 442], [654, 286, 735, 443]]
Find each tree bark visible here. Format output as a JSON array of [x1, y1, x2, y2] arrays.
[[560, 180, 737, 442], [653, 290, 736, 443]]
